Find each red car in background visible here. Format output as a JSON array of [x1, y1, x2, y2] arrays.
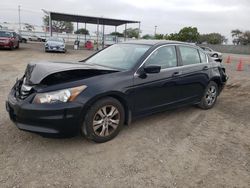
[[0, 30, 19, 50]]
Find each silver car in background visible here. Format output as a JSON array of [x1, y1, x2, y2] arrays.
[[200, 46, 222, 58], [45, 37, 66, 53], [200, 46, 222, 62]]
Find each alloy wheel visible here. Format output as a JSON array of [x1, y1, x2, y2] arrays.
[[205, 85, 217, 106], [92, 105, 120, 137]]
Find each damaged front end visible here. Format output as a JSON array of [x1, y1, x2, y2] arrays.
[[13, 61, 118, 100], [6, 61, 119, 135]]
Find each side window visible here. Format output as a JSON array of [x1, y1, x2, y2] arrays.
[[145, 46, 177, 69], [179, 46, 201, 65], [199, 50, 207, 63]]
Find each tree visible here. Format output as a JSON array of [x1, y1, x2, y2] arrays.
[[24, 23, 34, 31], [123, 28, 140, 38], [43, 15, 74, 33], [198, 33, 227, 45], [154, 34, 164, 40], [142, 34, 154, 39], [241, 31, 250, 45], [165, 33, 180, 41], [231, 29, 243, 45], [110, 32, 124, 37], [178, 27, 199, 42], [75, 28, 89, 35]]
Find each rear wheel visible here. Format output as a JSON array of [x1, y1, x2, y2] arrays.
[[16, 42, 19, 49], [81, 97, 125, 143], [198, 81, 218, 109]]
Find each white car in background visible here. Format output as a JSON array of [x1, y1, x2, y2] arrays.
[[200, 46, 223, 62], [200, 46, 222, 58], [45, 37, 66, 53], [28, 35, 46, 42]]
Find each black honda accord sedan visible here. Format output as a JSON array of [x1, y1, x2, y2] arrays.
[[6, 40, 228, 142]]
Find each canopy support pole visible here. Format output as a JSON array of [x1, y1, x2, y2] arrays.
[[124, 23, 127, 41], [115, 26, 117, 43], [96, 19, 99, 50], [76, 22, 78, 40], [102, 24, 105, 49], [138, 22, 141, 39], [49, 12, 52, 37], [85, 23, 87, 43]]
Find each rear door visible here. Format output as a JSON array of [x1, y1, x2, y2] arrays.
[[176, 45, 210, 103]]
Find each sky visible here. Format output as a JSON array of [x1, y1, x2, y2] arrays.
[[0, 0, 249, 42]]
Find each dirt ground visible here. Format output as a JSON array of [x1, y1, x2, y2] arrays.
[[0, 43, 250, 188]]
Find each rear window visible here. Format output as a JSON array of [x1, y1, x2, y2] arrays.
[[0, 31, 13, 37], [179, 46, 201, 65]]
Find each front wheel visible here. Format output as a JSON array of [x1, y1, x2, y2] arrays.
[[198, 81, 218, 109], [81, 97, 125, 143]]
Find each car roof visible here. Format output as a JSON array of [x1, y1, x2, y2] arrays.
[[122, 40, 197, 46]]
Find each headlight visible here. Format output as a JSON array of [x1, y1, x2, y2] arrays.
[[60, 44, 65, 48], [33, 85, 87, 104]]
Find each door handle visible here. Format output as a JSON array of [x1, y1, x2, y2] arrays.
[[203, 66, 209, 70], [172, 71, 182, 77]]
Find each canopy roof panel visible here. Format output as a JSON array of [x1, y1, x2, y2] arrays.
[[43, 10, 140, 26]]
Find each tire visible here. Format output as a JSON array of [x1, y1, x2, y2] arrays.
[[81, 97, 125, 143], [198, 81, 218, 109], [16, 42, 19, 49]]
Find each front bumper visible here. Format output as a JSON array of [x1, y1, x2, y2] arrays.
[[0, 42, 12, 48], [45, 46, 66, 52], [6, 91, 83, 135]]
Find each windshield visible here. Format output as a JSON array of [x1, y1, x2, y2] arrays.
[[0, 31, 13, 37], [48, 37, 64, 42], [85, 44, 151, 70]]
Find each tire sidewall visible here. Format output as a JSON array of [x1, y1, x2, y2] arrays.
[[82, 97, 125, 143]]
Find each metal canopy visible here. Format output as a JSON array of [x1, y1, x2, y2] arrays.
[[45, 11, 140, 26]]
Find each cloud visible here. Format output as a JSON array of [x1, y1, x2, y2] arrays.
[[0, 0, 249, 42]]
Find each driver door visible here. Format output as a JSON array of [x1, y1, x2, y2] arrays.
[[131, 45, 183, 116]]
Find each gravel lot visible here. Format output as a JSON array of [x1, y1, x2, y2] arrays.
[[0, 43, 250, 188]]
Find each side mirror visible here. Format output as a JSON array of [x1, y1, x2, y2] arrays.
[[144, 65, 161, 74]]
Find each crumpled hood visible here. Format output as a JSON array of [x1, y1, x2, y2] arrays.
[[24, 61, 117, 85]]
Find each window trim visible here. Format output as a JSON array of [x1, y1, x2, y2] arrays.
[[177, 44, 209, 67], [134, 44, 179, 75], [198, 50, 209, 64]]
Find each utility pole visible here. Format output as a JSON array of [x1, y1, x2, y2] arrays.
[[18, 5, 21, 34], [154, 25, 157, 36]]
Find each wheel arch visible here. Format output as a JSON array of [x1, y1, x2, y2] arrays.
[[82, 91, 132, 126], [210, 77, 222, 94]]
